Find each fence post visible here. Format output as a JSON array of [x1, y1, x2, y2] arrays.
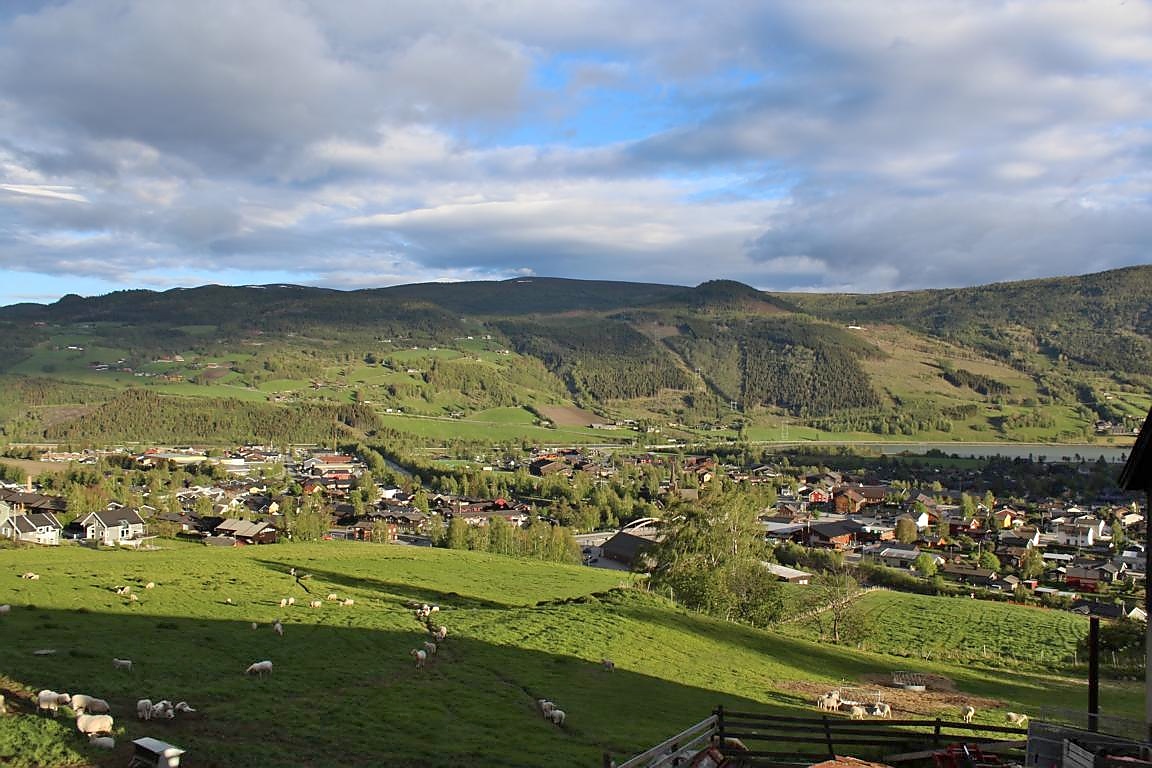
[[933, 718, 942, 747], [716, 705, 726, 746], [823, 715, 836, 758], [602, 752, 613, 768]]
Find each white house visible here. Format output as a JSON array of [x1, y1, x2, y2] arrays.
[[1054, 517, 1106, 548], [79, 508, 147, 545], [0, 502, 62, 546]]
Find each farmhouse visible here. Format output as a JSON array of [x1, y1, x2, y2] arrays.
[[0, 503, 63, 546], [79, 507, 147, 545]]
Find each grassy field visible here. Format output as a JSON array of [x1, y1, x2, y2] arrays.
[[0, 543, 1140, 768]]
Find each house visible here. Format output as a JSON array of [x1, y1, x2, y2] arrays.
[[0, 506, 63, 546], [870, 544, 923, 569], [939, 564, 998, 586], [1065, 562, 1124, 593], [1070, 600, 1147, 621], [600, 530, 662, 570], [79, 508, 147, 545], [1054, 518, 1106, 547], [214, 518, 278, 544], [998, 527, 1040, 549], [989, 507, 1019, 530]]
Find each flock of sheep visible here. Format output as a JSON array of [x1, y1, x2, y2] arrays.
[[815, 692, 1029, 728], [408, 602, 447, 669]]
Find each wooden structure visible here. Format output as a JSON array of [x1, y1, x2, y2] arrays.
[[129, 737, 185, 768], [1118, 403, 1152, 742]]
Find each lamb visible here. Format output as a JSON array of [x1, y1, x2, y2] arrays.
[[849, 705, 867, 720], [115, 586, 131, 596], [36, 689, 70, 716], [137, 699, 154, 720], [423, 641, 437, 656], [1006, 712, 1029, 727], [112, 657, 133, 672], [538, 699, 555, 717], [0, 604, 9, 614], [174, 701, 197, 714], [279, 598, 289, 608], [70, 694, 111, 715], [309, 599, 322, 608], [246, 659, 273, 677], [75, 713, 114, 736], [341, 598, 355, 607], [869, 703, 892, 719], [549, 708, 566, 726], [961, 705, 975, 724], [88, 735, 116, 749], [287, 596, 296, 606], [411, 649, 427, 669], [129, 593, 139, 602], [21, 572, 40, 580], [601, 658, 615, 672], [150, 700, 175, 720], [433, 625, 447, 641], [327, 593, 339, 601], [273, 619, 284, 637], [144, 581, 155, 589]]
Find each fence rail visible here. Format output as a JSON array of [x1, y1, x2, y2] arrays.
[[607, 708, 1028, 767]]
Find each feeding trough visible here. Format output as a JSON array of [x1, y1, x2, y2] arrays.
[[892, 671, 929, 693], [128, 737, 185, 768]]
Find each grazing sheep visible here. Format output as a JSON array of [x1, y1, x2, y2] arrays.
[[273, 619, 284, 637], [112, 658, 133, 672], [150, 701, 175, 720], [279, 598, 288, 608], [145, 581, 155, 589], [549, 708, 566, 726], [75, 713, 114, 736], [961, 705, 975, 724], [0, 604, 9, 615], [246, 660, 273, 677], [341, 598, 355, 607], [849, 705, 867, 720], [869, 703, 892, 719], [816, 694, 838, 712], [1006, 712, 1029, 727], [327, 593, 339, 601], [88, 735, 115, 749], [225, 598, 234, 605], [287, 597, 295, 606], [129, 594, 139, 602], [137, 699, 153, 720], [538, 699, 555, 717], [309, 599, 322, 608], [411, 649, 427, 669], [70, 694, 111, 715], [115, 586, 131, 596], [174, 701, 197, 714], [37, 690, 70, 716], [20, 571, 40, 580], [429, 605, 439, 613], [251, 622, 259, 630], [601, 658, 615, 672], [433, 625, 447, 641], [423, 641, 437, 656]]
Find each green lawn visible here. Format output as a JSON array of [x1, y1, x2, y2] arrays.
[[0, 543, 1139, 768]]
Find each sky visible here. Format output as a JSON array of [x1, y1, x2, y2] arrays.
[[1, 0, 1150, 306]]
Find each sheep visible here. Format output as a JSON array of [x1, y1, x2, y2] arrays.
[[150, 701, 175, 720], [88, 735, 116, 749], [36, 690, 70, 716], [433, 625, 447, 642], [112, 657, 133, 672], [538, 699, 555, 717], [174, 701, 197, 714], [308, 599, 322, 608], [246, 659, 273, 677], [20, 571, 39, 580], [601, 658, 615, 672], [869, 702, 892, 719], [137, 699, 154, 720], [423, 641, 437, 656], [76, 713, 114, 736], [251, 622, 259, 630], [341, 598, 355, 607], [0, 694, 6, 714], [0, 604, 9, 615], [115, 586, 131, 596], [273, 619, 284, 637], [144, 581, 155, 589], [816, 693, 838, 712], [70, 694, 111, 715], [129, 593, 139, 602], [327, 593, 339, 601], [549, 708, 567, 726], [849, 705, 867, 720], [411, 649, 427, 669], [961, 705, 975, 724], [279, 598, 288, 608], [1006, 712, 1029, 727], [287, 597, 296, 606], [429, 605, 440, 613]]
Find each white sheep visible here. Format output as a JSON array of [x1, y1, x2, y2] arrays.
[[869, 702, 892, 719], [76, 713, 114, 736], [423, 641, 437, 656], [433, 625, 447, 641], [246, 659, 273, 677], [429, 605, 439, 613], [601, 658, 615, 672], [309, 599, 322, 608], [88, 735, 116, 749], [20, 571, 39, 580], [279, 598, 288, 608], [411, 649, 427, 669], [174, 701, 197, 714], [129, 593, 139, 602], [341, 598, 355, 607], [273, 619, 284, 637], [849, 705, 867, 720], [0, 604, 9, 615], [251, 622, 259, 630], [70, 694, 111, 715], [538, 699, 555, 718], [1006, 712, 1029, 726], [115, 586, 131, 596], [137, 699, 153, 720], [549, 708, 566, 726], [150, 701, 175, 720], [961, 705, 975, 724], [144, 581, 155, 589], [112, 657, 133, 672], [287, 597, 296, 606], [816, 693, 838, 712], [36, 689, 70, 716], [0, 694, 6, 714], [327, 593, 339, 601]]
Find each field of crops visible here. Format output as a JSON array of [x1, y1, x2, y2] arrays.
[[0, 543, 1140, 768]]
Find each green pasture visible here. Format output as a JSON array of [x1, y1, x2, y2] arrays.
[[0, 543, 1139, 768], [376, 412, 616, 444]]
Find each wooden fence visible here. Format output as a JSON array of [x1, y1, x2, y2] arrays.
[[607, 709, 1028, 768]]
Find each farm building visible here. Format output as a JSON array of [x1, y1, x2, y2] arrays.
[[214, 518, 278, 544], [762, 562, 812, 584]]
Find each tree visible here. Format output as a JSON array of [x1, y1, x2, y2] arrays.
[[1019, 547, 1045, 579], [895, 517, 918, 544], [961, 492, 977, 520], [913, 552, 938, 578], [977, 550, 1001, 572], [446, 518, 469, 550], [811, 566, 861, 643]]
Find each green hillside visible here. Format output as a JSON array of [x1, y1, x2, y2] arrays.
[[0, 543, 1139, 767]]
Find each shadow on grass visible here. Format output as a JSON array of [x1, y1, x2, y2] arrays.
[[1, 604, 771, 768]]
